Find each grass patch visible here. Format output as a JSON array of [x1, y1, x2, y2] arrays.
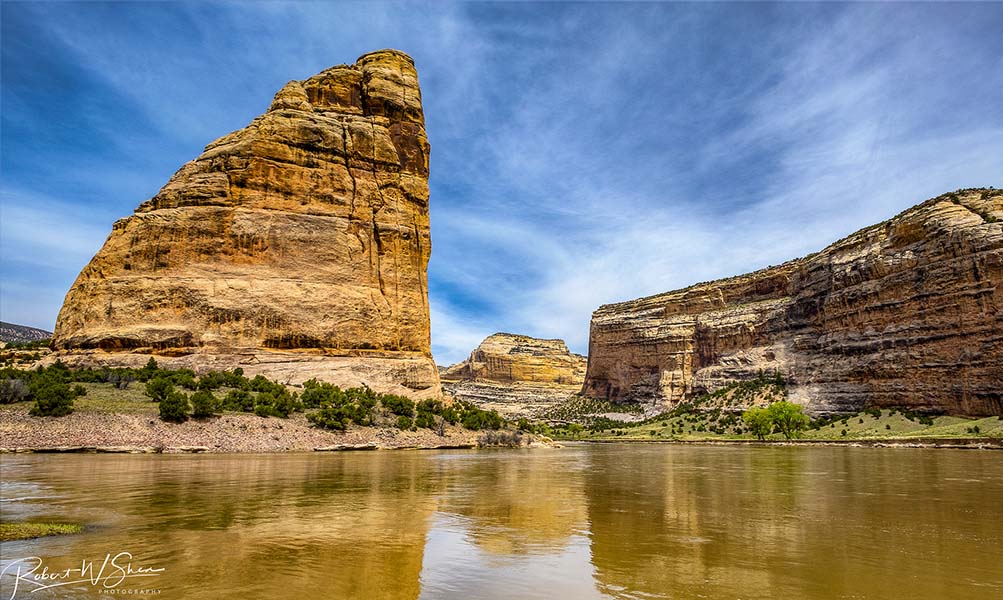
[[0, 522, 83, 542], [550, 408, 1003, 442]]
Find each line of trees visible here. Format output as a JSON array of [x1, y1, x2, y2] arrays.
[[2, 358, 507, 433]]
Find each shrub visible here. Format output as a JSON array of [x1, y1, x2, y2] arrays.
[[196, 371, 228, 391], [159, 390, 190, 423], [171, 372, 198, 391], [396, 415, 414, 430], [72, 384, 87, 397], [28, 379, 78, 417], [253, 390, 297, 418], [145, 378, 174, 402], [383, 395, 415, 417], [918, 415, 935, 426], [885, 424, 891, 430], [307, 406, 351, 430], [137, 357, 160, 381], [190, 390, 218, 419], [841, 429, 847, 437], [249, 375, 281, 394], [0, 379, 29, 404], [460, 406, 503, 430], [222, 389, 254, 412]]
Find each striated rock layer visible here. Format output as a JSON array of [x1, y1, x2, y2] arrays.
[[441, 333, 587, 417], [52, 49, 440, 397], [582, 189, 1003, 416]]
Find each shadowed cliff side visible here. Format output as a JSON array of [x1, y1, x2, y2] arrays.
[[582, 189, 1003, 416], [51, 49, 440, 397]]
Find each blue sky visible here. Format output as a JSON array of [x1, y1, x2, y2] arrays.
[[2, 2, 1001, 364]]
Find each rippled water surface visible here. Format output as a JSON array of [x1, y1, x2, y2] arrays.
[[2, 444, 1001, 599]]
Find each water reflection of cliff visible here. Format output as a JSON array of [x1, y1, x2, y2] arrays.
[[437, 451, 589, 555], [23, 454, 439, 600], [584, 446, 1003, 600], [7, 447, 1001, 600], [585, 446, 813, 598]]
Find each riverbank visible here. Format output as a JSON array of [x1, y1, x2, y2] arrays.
[[0, 401, 487, 453], [576, 437, 1003, 449]]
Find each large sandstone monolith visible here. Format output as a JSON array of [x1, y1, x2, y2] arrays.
[[582, 189, 1003, 416], [52, 49, 440, 397], [440, 333, 588, 417]]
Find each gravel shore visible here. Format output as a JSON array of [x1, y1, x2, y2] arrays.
[[0, 404, 482, 453]]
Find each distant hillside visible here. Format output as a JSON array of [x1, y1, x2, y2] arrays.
[[0, 321, 52, 343]]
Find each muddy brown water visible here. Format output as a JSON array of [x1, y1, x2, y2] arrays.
[[1, 444, 1001, 599]]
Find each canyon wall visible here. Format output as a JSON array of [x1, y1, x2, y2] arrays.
[[52, 50, 440, 397], [582, 189, 1003, 415], [441, 333, 587, 417]]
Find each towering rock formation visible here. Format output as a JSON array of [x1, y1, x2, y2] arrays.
[[52, 50, 440, 397], [582, 189, 1003, 416], [441, 333, 587, 417]]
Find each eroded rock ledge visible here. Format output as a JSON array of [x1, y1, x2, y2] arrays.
[[442, 333, 587, 417], [51, 49, 439, 397], [582, 189, 1003, 416]]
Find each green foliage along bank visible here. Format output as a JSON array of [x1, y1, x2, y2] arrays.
[[1, 360, 508, 434]]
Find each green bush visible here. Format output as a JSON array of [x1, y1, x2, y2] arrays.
[[307, 405, 352, 430], [159, 390, 190, 423], [145, 378, 174, 402], [221, 389, 254, 412], [382, 395, 415, 417], [453, 401, 503, 430], [28, 378, 79, 417], [249, 375, 283, 394], [253, 390, 298, 418], [196, 371, 228, 391], [190, 390, 218, 419], [137, 357, 160, 381], [396, 415, 414, 430]]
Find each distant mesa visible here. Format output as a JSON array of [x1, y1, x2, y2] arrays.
[[51, 49, 440, 397], [0, 322, 52, 344], [582, 189, 1003, 416], [442, 333, 587, 417]]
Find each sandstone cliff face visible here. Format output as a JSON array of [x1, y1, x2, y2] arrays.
[[441, 333, 587, 417], [582, 190, 1003, 416], [52, 50, 439, 396]]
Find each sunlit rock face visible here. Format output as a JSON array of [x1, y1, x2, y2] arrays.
[[52, 49, 439, 397], [583, 190, 1003, 416], [441, 333, 588, 417]]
